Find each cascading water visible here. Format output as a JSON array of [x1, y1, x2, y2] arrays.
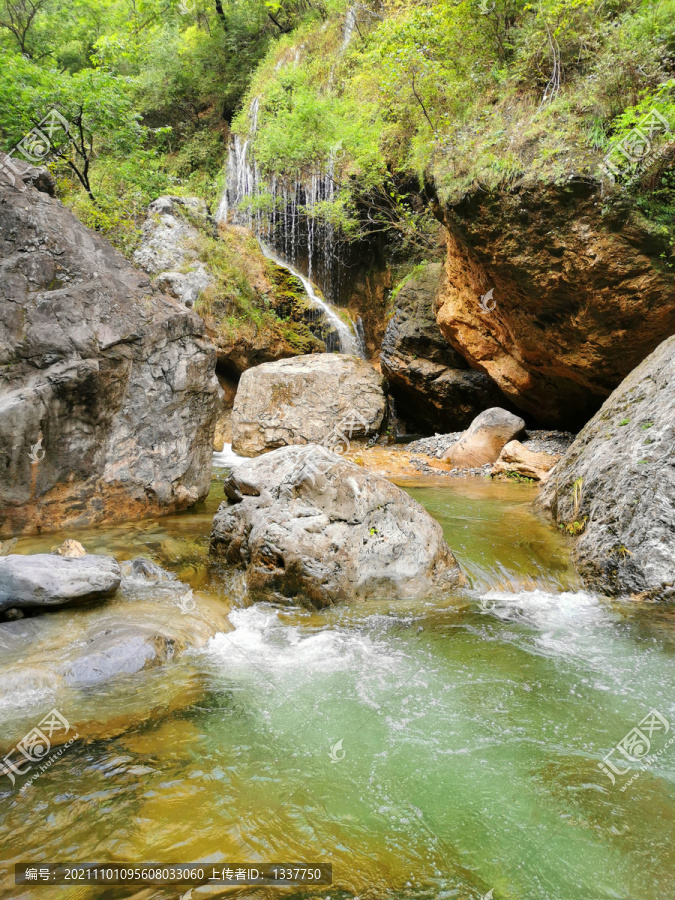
[[259, 242, 362, 357], [215, 97, 365, 357]]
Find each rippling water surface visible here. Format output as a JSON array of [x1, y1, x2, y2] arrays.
[[1, 475, 674, 899]]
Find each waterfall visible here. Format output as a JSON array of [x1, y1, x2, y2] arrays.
[[259, 242, 363, 357], [216, 97, 364, 356]]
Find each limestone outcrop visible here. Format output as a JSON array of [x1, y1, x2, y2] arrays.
[[433, 181, 675, 428], [210, 444, 465, 607], [0, 177, 221, 535], [537, 335, 675, 601], [381, 263, 506, 432]]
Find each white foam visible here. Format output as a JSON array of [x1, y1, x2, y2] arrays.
[[212, 443, 247, 468]]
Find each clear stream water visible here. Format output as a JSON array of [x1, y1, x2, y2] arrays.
[[1, 473, 674, 900]]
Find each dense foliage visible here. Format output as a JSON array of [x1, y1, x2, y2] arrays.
[[1, 0, 673, 254]]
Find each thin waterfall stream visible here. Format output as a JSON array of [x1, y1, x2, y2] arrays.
[[258, 240, 365, 357], [215, 97, 365, 356]]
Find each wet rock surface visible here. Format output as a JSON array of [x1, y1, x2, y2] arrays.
[[232, 354, 386, 456], [0, 554, 121, 613], [538, 335, 675, 601], [0, 178, 221, 535], [210, 444, 466, 607]]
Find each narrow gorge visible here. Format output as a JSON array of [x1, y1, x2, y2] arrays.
[[0, 2, 673, 899]]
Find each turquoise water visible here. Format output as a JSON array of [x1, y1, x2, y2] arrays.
[[1, 477, 674, 899]]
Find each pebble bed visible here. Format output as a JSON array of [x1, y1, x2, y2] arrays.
[[401, 429, 576, 478]]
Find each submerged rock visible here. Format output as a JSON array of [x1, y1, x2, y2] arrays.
[[0, 177, 221, 535], [53, 539, 87, 558], [210, 444, 465, 607], [0, 554, 121, 612], [440, 408, 526, 468], [231, 354, 386, 456], [537, 335, 675, 601], [381, 263, 506, 432]]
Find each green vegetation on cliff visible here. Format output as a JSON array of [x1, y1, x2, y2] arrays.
[[1, 0, 673, 255]]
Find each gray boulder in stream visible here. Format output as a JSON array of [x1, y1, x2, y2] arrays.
[[537, 335, 675, 601], [0, 554, 121, 612], [210, 444, 465, 607]]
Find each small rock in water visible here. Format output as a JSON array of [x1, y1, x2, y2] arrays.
[[53, 539, 87, 558], [129, 557, 174, 581]]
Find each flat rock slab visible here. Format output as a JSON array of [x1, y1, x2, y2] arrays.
[[232, 354, 386, 456], [537, 334, 675, 601], [0, 554, 121, 612], [210, 444, 465, 608]]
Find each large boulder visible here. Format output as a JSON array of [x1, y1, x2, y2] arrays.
[[537, 335, 675, 601], [433, 181, 675, 429], [210, 444, 465, 607], [0, 554, 121, 612], [441, 407, 525, 468], [231, 355, 386, 456], [380, 263, 506, 432], [0, 177, 221, 535]]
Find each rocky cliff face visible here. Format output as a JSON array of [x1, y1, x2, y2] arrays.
[[0, 177, 221, 536], [381, 263, 507, 432], [434, 181, 675, 429], [537, 335, 674, 601]]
